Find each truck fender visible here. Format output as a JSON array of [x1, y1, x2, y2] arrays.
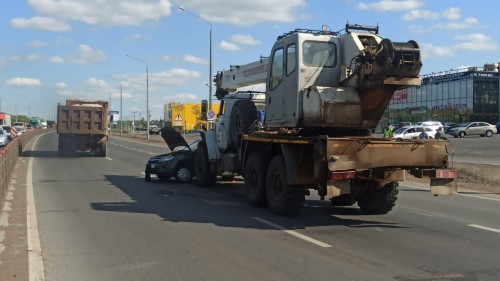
[[203, 130, 220, 161]]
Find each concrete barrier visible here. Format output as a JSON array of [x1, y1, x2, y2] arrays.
[[0, 129, 51, 209]]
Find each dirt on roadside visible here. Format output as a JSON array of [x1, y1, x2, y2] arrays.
[[405, 162, 500, 194]]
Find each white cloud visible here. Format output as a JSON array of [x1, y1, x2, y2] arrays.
[[219, 40, 241, 51], [357, 0, 424, 12], [230, 34, 261, 45], [0, 57, 6, 66], [162, 55, 171, 61], [6, 77, 42, 87], [180, 0, 306, 26], [401, 10, 439, 21], [442, 7, 460, 21], [454, 33, 498, 51], [10, 56, 21, 61], [421, 33, 498, 58], [26, 54, 43, 61], [29, 40, 48, 48], [49, 56, 65, 64], [55, 82, 67, 89], [125, 34, 150, 42], [162, 92, 199, 101], [464, 18, 479, 24], [421, 43, 455, 58], [86, 78, 107, 88], [183, 55, 208, 65], [10, 16, 70, 32], [68, 44, 107, 64], [28, 0, 172, 26]]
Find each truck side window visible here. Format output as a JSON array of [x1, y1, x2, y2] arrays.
[[286, 44, 296, 76], [269, 48, 284, 90]]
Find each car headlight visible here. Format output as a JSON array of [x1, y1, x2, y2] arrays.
[[159, 155, 174, 162]]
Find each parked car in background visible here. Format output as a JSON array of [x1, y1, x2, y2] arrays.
[[145, 127, 201, 183], [392, 126, 437, 140], [442, 122, 456, 133], [448, 122, 497, 138], [149, 125, 161, 135], [0, 129, 7, 147], [416, 121, 444, 132]]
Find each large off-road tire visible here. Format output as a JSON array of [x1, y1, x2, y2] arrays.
[[265, 155, 305, 216], [230, 100, 257, 146], [194, 144, 216, 187], [330, 194, 357, 206], [175, 164, 193, 183], [357, 181, 399, 214], [244, 153, 268, 206]]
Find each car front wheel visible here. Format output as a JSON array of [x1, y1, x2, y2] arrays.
[[175, 165, 193, 183], [486, 130, 493, 137], [459, 131, 465, 138]]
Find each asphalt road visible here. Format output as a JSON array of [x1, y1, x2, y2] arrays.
[[18, 132, 500, 280]]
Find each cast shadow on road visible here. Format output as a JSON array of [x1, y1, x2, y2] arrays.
[[21, 149, 102, 158], [90, 175, 407, 232]]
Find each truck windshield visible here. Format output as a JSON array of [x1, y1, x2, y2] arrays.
[[303, 41, 336, 67]]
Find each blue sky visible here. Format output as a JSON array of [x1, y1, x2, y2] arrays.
[[0, 0, 498, 121]]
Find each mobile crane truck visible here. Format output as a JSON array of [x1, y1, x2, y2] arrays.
[[195, 24, 457, 216]]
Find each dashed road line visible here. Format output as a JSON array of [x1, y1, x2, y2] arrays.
[[468, 224, 500, 234], [400, 208, 433, 217], [252, 217, 332, 248], [105, 157, 113, 161]]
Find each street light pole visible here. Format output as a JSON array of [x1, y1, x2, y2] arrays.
[[29, 102, 37, 119], [105, 75, 123, 136], [179, 6, 213, 111], [126, 54, 150, 140]]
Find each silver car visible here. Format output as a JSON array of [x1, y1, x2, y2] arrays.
[[448, 122, 497, 138], [392, 126, 437, 140], [0, 129, 7, 147]]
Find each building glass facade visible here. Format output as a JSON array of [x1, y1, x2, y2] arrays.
[[384, 66, 500, 126]]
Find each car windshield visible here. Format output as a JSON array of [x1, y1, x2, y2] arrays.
[[393, 128, 407, 134]]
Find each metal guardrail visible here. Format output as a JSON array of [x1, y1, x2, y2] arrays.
[[0, 129, 48, 209]]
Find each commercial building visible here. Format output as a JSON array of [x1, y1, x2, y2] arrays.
[[384, 64, 500, 126]]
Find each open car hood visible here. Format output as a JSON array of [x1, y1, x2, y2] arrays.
[[160, 127, 190, 151]]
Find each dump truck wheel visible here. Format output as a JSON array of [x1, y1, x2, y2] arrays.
[[357, 181, 399, 214], [244, 153, 268, 207], [330, 194, 357, 206], [230, 100, 257, 146], [266, 155, 304, 216], [194, 144, 216, 187], [100, 143, 107, 157]]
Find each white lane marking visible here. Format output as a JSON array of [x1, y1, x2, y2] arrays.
[[468, 224, 500, 234], [400, 208, 433, 217], [105, 157, 113, 161], [251, 217, 332, 248], [402, 184, 500, 202], [27, 136, 46, 281]]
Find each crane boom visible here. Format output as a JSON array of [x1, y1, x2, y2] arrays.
[[215, 58, 269, 99]]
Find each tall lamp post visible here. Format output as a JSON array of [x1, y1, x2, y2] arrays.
[[126, 54, 150, 140], [105, 75, 123, 136], [0, 91, 13, 112], [179, 6, 213, 112]]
